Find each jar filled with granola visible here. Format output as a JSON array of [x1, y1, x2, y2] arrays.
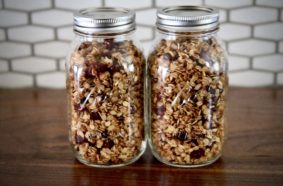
[[66, 7, 146, 167], [148, 6, 228, 167]]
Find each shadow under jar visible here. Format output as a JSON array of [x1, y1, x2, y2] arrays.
[[148, 6, 228, 167], [66, 7, 146, 167]]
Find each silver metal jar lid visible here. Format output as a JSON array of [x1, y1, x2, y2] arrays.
[[157, 6, 219, 32], [74, 7, 135, 35]]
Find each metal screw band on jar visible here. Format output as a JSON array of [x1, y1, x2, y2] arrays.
[[156, 6, 219, 32], [74, 7, 136, 35]]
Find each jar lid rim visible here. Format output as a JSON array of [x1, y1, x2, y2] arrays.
[[157, 6, 219, 32], [74, 7, 135, 34]]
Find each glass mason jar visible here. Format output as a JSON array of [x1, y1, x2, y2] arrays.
[[148, 6, 228, 167], [66, 7, 146, 167]]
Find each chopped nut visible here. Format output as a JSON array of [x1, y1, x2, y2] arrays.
[[96, 140, 103, 148]]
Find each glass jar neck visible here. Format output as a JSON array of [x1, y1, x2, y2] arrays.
[[156, 27, 219, 38], [74, 28, 136, 39]]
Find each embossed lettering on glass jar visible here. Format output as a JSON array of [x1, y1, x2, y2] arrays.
[[66, 7, 146, 167], [148, 6, 228, 167]]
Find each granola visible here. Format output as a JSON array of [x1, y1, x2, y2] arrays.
[[148, 36, 227, 165], [67, 38, 145, 165]]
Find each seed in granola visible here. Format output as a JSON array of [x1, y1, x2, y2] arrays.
[[190, 148, 205, 159], [176, 131, 188, 141], [90, 112, 102, 121]]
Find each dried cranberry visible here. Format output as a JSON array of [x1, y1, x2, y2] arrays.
[[117, 115, 124, 122], [134, 51, 139, 57], [162, 53, 172, 61], [80, 97, 86, 104], [171, 51, 179, 61], [211, 106, 217, 112], [157, 105, 166, 116], [90, 112, 101, 121], [201, 112, 206, 124], [109, 59, 121, 74], [191, 139, 198, 145], [84, 66, 94, 79], [190, 55, 198, 62], [176, 131, 188, 141], [102, 51, 112, 58], [75, 135, 85, 144], [211, 96, 219, 105], [101, 130, 108, 138], [103, 139, 114, 149], [74, 103, 86, 112], [130, 106, 136, 114], [89, 142, 96, 147], [202, 99, 208, 105], [103, 38, 114, 49], [78, 42, 91, 51], [191, 95, 198, 103], [97, 92, 107, 101], [207, 38, 213, 45], [74, 104, 81, 112], [190, 148, 205, 159], [208, 87, 216, 94], [156, 93, 162, 101], [93, 62, 109, 73]]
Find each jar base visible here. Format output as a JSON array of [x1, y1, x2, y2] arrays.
[[74, 141, 147, 168], [149, 142, 222, 168], [154, 153, 221, 168]]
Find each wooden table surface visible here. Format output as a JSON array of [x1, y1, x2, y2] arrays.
[[0, 88, 283, 186]]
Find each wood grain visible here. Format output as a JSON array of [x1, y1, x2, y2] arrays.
[[0, 88, 283, 186]]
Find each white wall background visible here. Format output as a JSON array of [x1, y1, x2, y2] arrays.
[[0, 0, 283, 88]]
